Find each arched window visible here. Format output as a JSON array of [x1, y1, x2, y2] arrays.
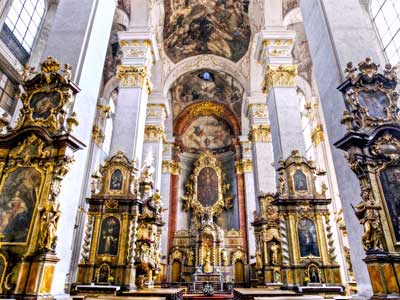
[[370, 0, 400, 65], [1, 0, 46, 63]]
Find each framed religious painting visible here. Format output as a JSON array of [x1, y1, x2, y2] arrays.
[[378, 164, 400, 244], [297, 218, 320, 257], [358, 90, 389, 120], [29, 91, 62, 120], [0, 167, 43, 244], [97, 216, 120, 256], [197, 167, 219, 207], [293, 170, 308, 192]]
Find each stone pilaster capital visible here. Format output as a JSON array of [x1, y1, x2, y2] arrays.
[[239, 138, 253, 159], [247, 103, 269, 124], [235, 159, 253, 174], [162, 160, 180, 175], [118, 31, 159, 66], [148, 95, 171, 118], [256, 30, 296, 66], [249, 124, 271, 143], [144, 124, 165, 143]]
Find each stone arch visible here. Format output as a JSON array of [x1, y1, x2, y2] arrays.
[[102, 76, 119, 101], [163, 55, 249, 98]]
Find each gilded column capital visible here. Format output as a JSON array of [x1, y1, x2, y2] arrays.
[[262, 64, 297, 94], [144, 125, 165, 142], [116, 65, 152, 93], [146, 104, 167, 120], [248, 103, 268, 119], [162, 160, 180, 175], [249, 125, 271, 143], [311, 124, 325, 146]]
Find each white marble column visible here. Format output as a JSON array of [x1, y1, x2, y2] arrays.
[[238, 137, 257, 264], [142, 99, 169, 189], [110, 31, 159, 166], [39, 0, 116, 296], [247, 99, 276, 195], [256, 30, 306, 161], [160, 141, 176, 263]]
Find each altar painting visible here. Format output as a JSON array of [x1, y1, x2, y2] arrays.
[[298, 218, 319, 257], [182, 116, 232, 150], [197, 167, 218, 207], [0, 167, 42, 243], [379, 165, 400, 242], [163, 0, 251, 63], [98, 217, 120, 256]]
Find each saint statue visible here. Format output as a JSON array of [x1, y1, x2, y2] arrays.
[[221, 249, 229, 267], [255, 249, 263, 269], [270, 242, 280, 265], [203, 245, 213, 273], [38, 202, 61, 251]]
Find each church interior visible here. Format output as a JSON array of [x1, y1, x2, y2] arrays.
[[0, 0, 400, 300]]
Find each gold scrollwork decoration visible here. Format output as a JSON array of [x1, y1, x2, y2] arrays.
[[144, 125, 165, 142], [311, 124, 324, 146], [188, 101, 225, 117]]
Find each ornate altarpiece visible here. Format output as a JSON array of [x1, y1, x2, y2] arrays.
[[0, 57, 83, 299], [253, 150, 341, 288], [74, 152, 164, 291], [335, 59, 400, 299], [169, 151, 246, 289]]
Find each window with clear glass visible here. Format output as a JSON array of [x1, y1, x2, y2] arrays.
[[371, 0, 400, 65], [0, 71, 17, 115], [0, 0, 46, 63]]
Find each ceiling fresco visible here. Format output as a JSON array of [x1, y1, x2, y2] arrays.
[[163, 0, 251, 63], [289, 22, 312, 83], [282, 0, 298, 17], [170, 70, 244, 119], [181, 115, 233, 151]]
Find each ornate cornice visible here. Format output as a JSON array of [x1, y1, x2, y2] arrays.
[[116, 65, 152, 93], [249, 125, 271, 142], [262, 64, 297, 94]]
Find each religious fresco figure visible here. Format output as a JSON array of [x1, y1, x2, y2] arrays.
[[358, 91, 389, 119], [297, 218, 320, 257], [163, 0, 251, 63], [0, 167, 42, 243], [98, 217, 120, 255]]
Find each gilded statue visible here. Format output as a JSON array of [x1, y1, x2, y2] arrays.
[[255, 249, 263, 269], [203, 245, 213, 273], [186, 249, 194, 267], [352, 186, 383, 251], [38, 202, 61, 251], [270, 242, 280, 265]]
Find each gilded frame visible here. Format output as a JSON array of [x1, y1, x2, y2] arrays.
[[0, 164, 45, 246], [96, 215, 122, 259], [0, 253, 8, 293], [182, 151, 233, 218], [295, 217, 322, 259]]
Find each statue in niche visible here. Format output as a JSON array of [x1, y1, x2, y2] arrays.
[[186, 249, 194, 267], [221, 249, 229, 267], [197, 167, 218, 206], [270, 242, 280, 265], [298, 218, 319, 257], [98, 217, 120, 255], [97, 264, 110, 283], [109, 169, 123, 190], [203, 244, 213, 273], [307, 265, 321, 283], [273, 268, 281, 283], [294, 170, 307, 191]]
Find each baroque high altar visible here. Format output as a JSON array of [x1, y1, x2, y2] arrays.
[[1, 1, 400, 300]]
